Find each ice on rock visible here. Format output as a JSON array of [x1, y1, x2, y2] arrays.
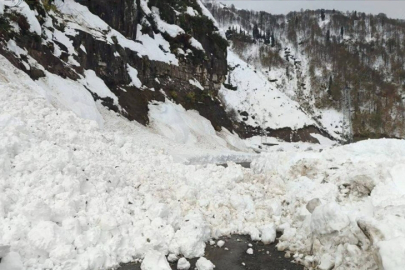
[[196, 257, 215, 270], [141, 251, 171, 270], [260, 223, 276, 244], [177, 257, 191, 270]]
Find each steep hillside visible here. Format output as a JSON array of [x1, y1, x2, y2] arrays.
[[0, 0, 332, 144], [208, 2, 405, 141], [0, 0, 231, 129]]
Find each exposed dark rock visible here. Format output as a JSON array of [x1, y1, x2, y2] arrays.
[[0, 0, 335, 144]]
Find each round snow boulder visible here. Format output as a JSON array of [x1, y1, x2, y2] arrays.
[[196, 257, 215, 270], [177, 257, 191, 270], [260, 223, 276, 244]]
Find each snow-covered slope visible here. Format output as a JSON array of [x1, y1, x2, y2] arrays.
[[2, 46, 405, 270], [220, 50, 315, 130], [0, 53, 254, 270]]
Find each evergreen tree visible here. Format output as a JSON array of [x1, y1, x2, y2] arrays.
[[253, 23, 260, 40], [340, 26, 344, 36], [321, 9, 326, 21]]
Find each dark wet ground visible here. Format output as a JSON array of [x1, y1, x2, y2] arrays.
[[116, 234, 303, 270], [217, 162, 251, 168]]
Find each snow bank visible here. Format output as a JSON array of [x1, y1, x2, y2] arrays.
[[148, 100, 247, 151], [0, 55, 273, 270], [252, 138, 405, 269]]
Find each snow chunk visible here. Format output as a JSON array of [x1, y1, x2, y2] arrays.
[[141, 251, 171, 270], [177, 257, 191, 270], [246, 248, 253, 255], [260, 224, 276, 244], [127, 64, 142, 88], [378, 238, 405, 270], [217, 240, 225, 248], [196, 257, 215, 270], [311, 203, 350, 235], [0, 252, 23, 270], [172, 212, 210, 258]]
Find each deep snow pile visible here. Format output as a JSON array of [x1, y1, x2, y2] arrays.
[[252, 139, 405, 270], [0, 55, 269, 270], [220, 50, 315, 130]]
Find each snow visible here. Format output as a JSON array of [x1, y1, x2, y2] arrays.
[[260, 224, 276, 244], [126, 64, 143, 88], [310, 133, 336, 146], [0, 252, 23, 270], [216, 240, 225, 248], [246, 248, 253, 255], [189, 38, 205, 51], [195, 257, 215, 270], [252, 138, 405, 269], [186, 7, 198, 16], [56, 0, 179, 65], [0, 55, 255, 270], [189, 78, 204, 90], [377, 238, 405, 270], [177, 257, 191, 270], [6, 40, 27, 58], [81, 70, 119, 106], [319, 109, 343, 139], [148, 100, 247, 151], [141, 251, 171, 270], [36, 70, 105, 128], [220, 50, 315, 130], [15, 1, 42, 35]]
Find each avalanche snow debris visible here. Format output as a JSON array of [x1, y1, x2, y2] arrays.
[[195, 257, 215, 270]]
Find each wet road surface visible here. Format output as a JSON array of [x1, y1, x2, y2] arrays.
[[116, 234, 303, 270]]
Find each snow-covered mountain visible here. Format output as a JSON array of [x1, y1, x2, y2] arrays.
[[0, 0, 333, 145], [207, 2, 405, 141], [2, 1, 405, 270]]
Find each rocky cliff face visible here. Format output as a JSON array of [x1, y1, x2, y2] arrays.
[[0, 0, 332, 143], [0, 0, 233, 128]]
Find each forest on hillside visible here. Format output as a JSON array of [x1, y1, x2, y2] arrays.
[[207, 2, 405, 140]]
